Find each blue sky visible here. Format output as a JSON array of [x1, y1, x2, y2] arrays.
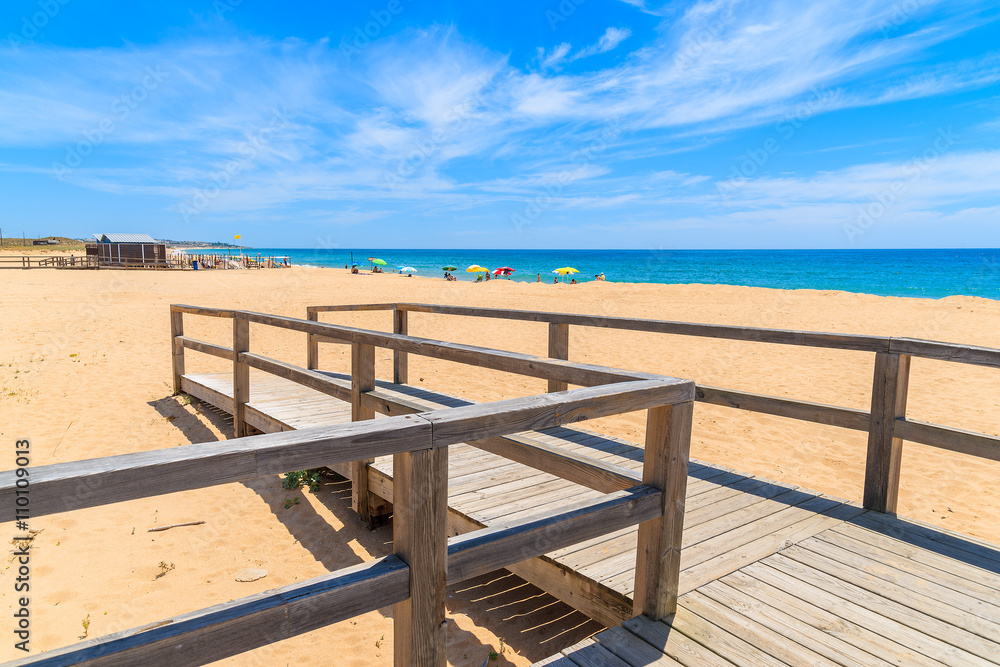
[[1, 0, 999, 249]]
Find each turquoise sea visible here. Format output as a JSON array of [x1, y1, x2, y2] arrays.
[[244, 248, 1000, 300]]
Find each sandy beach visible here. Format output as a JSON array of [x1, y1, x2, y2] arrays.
[[2, 265, 999, 665]]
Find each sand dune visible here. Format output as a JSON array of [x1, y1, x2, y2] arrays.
[[1, 266, 998, 664]]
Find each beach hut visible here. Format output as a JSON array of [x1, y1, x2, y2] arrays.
[[86, 233, 168, 268]]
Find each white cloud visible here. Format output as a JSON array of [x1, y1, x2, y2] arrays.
[[571, 27, 632, 61]]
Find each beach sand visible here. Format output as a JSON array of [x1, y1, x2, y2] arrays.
[[1, 265, 998, 665]]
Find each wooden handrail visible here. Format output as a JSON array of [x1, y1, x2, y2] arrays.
[[306, 302, 1000, 516], [8, 557, 411, 667], [308, 302, 1000, 368], [0, 380, 691, 521]]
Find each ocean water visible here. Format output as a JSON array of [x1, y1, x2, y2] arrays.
[[243, 248, 1000, 300]]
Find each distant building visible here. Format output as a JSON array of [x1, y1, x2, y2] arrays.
[[32, 238, 59, 245], [86, 233, 169, 268]]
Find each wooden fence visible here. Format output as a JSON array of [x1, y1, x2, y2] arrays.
[[307, 302, 1000, 514], [0, 306, 696, 666], [0, 255, 100, 269]]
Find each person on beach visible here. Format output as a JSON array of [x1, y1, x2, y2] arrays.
[[537, 273, 541, 282], [600, 272, 605, 281]]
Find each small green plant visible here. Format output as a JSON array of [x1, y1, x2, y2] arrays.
[[489, 650, 499, 661], [156, 561, 175, 579], [282, 469, 323, 492], [81, 615, 90, 638], [283, 497, 300, 509]]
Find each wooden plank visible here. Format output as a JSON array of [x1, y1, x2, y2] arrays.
[[633, 401, 693, 620], [309, 303, 397, 312], [170, 309, 184, 394], [232, 316, 250, 438], [592, 624, 682, 666], [559, 637, 630, 667], [695, 385, 871, 432], [620, 614, 737, 667], [705, 576, 904, 667], [170, 304, 238, 318], [669, 605, 791, 667], [393, 446, 448, 667], [894, 418, 1000, 462], [672, 499, 867, 596], [863, 352, 910, 513], [848, 512, 1000, 574], [424, 380, 694, 448], [730, 568, 940, 667], [178, 336, 234, 361], [890, 337, 1000, 369], [394, 303, 891, 352], [789, 540, 1000, 644], [240, 353, 351, 403], [549, 322, 570, 393], [9, 556, 409, 667], [447, 486, 662, 583], [827, 524, 1000, 597], [393, 308, 408, 384], [760, 553, 996, 666], [0, 415, 436, 521], [351, 342, 377, 524], [465, 432, 641, 494]]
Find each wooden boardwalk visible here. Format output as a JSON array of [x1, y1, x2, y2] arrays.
[[537, 510, 1000, 666], [184, 371, 886, 627]]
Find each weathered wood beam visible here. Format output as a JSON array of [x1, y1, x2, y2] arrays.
[[232, 317, 250, 438], [393, 446, 449, 666], [178, 336, 234, 361], [863, 352, 911, 513], [170, 309, 185, 394], [447, 485, 662, 583], [633, 401, 694, 620], [695, 385, 871, 431], [8, 557, 409, 667], [548, 322, 570, 393]]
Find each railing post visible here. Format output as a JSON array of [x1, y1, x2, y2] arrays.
[[306, 309, 319, 370], [633, 400, 693, 620], [170, 308, 185, 395], [863, 352, 911, 513], [351, 342, 377, 525], [393, 445, 448, 666], [393, 308, 408, 384], [547, 322, 569, 393], [233, 315, 250, 438]]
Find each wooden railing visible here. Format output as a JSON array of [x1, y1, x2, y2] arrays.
[[0, 255, 99, 269], [4, 305, 696, 666], [307, 303, 1000, 514]]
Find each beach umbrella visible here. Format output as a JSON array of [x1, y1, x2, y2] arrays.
[[372, 258, 387, 266], [493, 266, 514, 276], [399, 266, 417, 273], [442, 265, 457, 271], [466, 265, 488, 273], [552, 267, 579, 275]]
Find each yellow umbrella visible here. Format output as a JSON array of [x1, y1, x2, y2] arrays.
[[552, 267, 579, 275], [466, 264, 489, 273]]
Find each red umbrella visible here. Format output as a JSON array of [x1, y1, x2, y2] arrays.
[[493, 266, 515, 276]]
